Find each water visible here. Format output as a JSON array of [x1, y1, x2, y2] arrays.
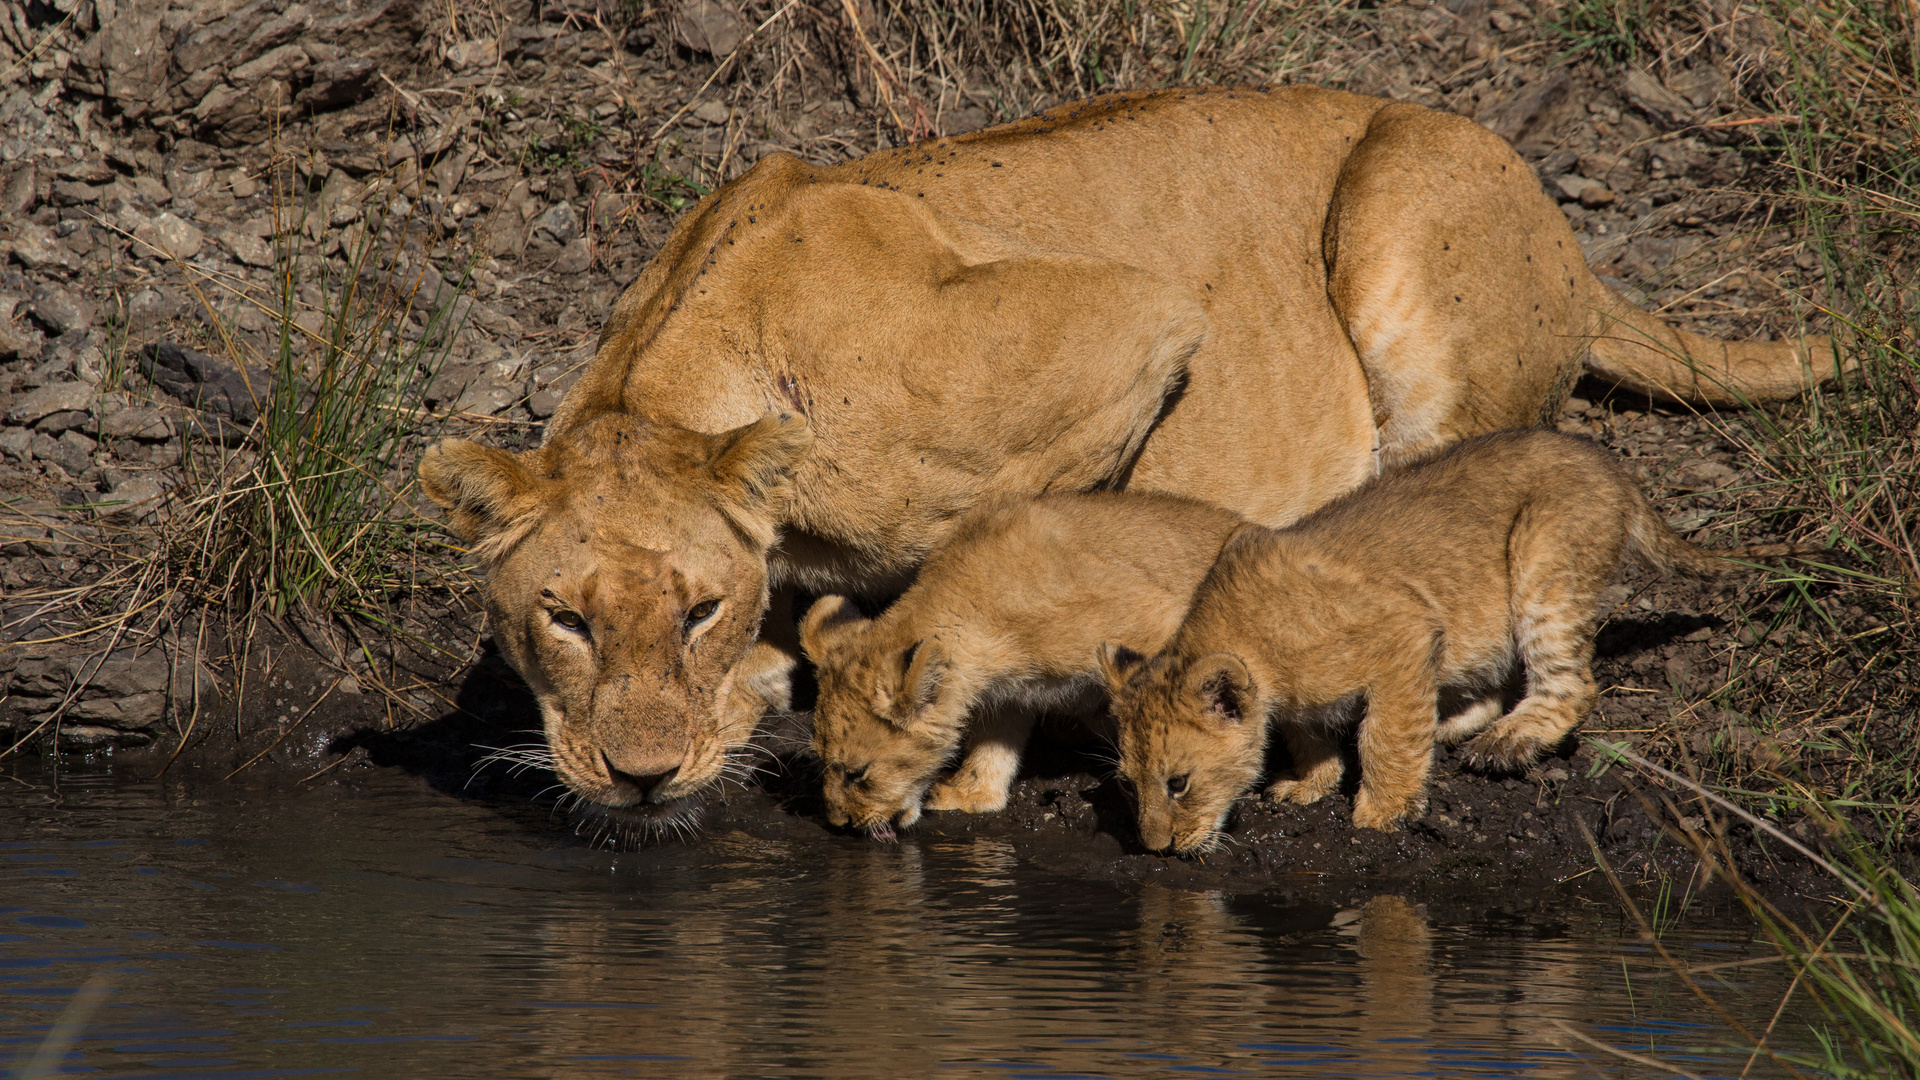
[[0, 761, 1812, 1079]]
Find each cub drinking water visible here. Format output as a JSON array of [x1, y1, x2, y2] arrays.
[[1101, 430, 1810, 852], [801, 492, 1243, 839]]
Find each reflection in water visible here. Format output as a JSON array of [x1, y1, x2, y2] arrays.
[[0, 763, 1806, 1078]]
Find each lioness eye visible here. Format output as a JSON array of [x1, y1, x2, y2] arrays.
[[686, 599, 719, 628], [1166, 774, 1189, 796], [845, 765, 869, 786], [551, 609, 586, 633]]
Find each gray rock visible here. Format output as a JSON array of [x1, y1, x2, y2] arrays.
[[29, 286, 94, 337], [296, 57, 380, 112], [125, 287, 181, 332], [221, 230, 274, 267], [8, 224, 82, 274], [1, 163, 36, 216], [7, 381, 95, 425], [101, 406, 177, 441], [1476, 69, 1570, 143], [551, 237, 593, 274], [68, 693, 169, 729], [0, 427, 30, 460], [34, 410, 91, 435], [133, 212, 205, 259], [535, 201, 579, 243], [671, 0, 747, 57], [1622, 69, 1695, 127], [0, 314, 41, 361], [445, 38, 498, 71], [92, 476, 171, 518], [1673, 459, 1739, 491], [141, 341, 271, 423], [30, 431, 90, 476]]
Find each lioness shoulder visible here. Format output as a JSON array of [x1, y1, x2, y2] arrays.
[[1103, 430, 1812, 853], [801, 491, 1242, 838]]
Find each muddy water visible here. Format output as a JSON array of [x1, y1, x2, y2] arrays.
[[1, 761, 1810, 1079]]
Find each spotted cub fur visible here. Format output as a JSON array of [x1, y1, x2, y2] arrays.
[[801, 492, 1242, 838], [1103, 430, 1812, 852]]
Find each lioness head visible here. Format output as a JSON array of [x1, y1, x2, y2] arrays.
[[419, 410, 812, 827], [800, 595, 968, 839], [1101, 644, 1265, 855]]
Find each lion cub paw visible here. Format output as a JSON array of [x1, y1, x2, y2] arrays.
[[1265, 772, 1339, 806], [1350, 788, 1425, 831], [925, 776, 1011, 814], [1460, 729, 1550, 773]]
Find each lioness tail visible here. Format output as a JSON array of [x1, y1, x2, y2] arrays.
[[1625, 497, 1818, 579]]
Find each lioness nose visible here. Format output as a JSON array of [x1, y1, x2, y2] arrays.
[[602, 751, 680, 802]]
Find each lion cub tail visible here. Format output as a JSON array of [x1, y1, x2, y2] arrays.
[[1625, 497, 1820, 579]]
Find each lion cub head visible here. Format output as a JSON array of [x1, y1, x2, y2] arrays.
[[1102, 645, 1266, 855], [801, 596, 970, 839], [418, 410, 811, 828]]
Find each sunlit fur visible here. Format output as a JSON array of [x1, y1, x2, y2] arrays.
[[1106, 431, 1813, 848], [801, 493, 1244, 836]]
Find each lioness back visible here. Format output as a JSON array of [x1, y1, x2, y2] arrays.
[[802, 491, 1243, 836], [1106, 430, 1806, 851]]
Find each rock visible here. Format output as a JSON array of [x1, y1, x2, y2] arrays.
[[692, 100, 731, 125], [1622, 69, 1695, 126], [67, 693, 168, 729], [7, 381, 95, 426], [0, 427, 30, 460], [535, 201, 580, 243], [296, 57, 380, 112], [453, 379, 520, 416], [445, 38, 499, 71], [551, 237, 593, 274], [0, 313, 41, 361], [34, 411, 90, 435], [50, 180, 102, 206], [101, 406, 177, 441], [141, 342, 271, 424], [80, 3, 170, 120], [221, 229, 274, 267], [229, 42, 309, 86], [424, 363, 477, 409], [1476, 69, 1570, 143], [133, 212, 205, 260], [8, 223, 83, 274], [1665, 63, 1728, 108], [2, 163, 37, 216], [30, 431, 90, 476], [29, 285, 94, 337], [468, 302, 523, 338], [1674, 459, 1739, 491], [671, 0, 747, 57], [125, 287, 181, 332], [92, 476, 171, 518], [1553, 174, 1614, 208]]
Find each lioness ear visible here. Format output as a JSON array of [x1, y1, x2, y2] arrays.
[[800, 595, 868, 660], [418, 439, 539, 556], [708, 410, 813, 546], [1097, 642, 1147, 689], [1184, 653, 1253, 726]]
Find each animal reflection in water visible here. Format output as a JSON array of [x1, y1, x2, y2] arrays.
[[515, 844, 1609, 1075]]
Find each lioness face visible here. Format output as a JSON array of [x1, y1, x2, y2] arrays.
[[420, 411, 812, 825], [1103, 646, 1264, 855], [802, 597, 965, 839]]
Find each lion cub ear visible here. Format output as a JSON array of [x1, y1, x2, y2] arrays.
[[1183, 653, 1254, 726], [880, 639, 951, 727], [707, 410, 814, 547], [800, 595, 869, 660], [1096, 642, 1147, 690], [418, 439, 538, 555]]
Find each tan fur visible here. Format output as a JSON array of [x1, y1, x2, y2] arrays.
[[422, 86, 1833, 819], [1103, 430, 1814, 851], [800, 493, 1242, 837]]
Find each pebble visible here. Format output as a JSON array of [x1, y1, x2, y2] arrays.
[[6, 381, 94, 425]]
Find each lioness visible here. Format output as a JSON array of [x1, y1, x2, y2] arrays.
[[418, 86, 1833, 831], [1101, 430, 1810, 852], [800, 492, 1241, 838]]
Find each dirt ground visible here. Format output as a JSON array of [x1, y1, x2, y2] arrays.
[[0, 0, 1899, 889]]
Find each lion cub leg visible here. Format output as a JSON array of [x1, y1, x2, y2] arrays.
[[924, 703, 1038, 814], [1463, 550, 1602, 771], [1265, 725, 1344, 806], [1351, 673, 1441, 831]]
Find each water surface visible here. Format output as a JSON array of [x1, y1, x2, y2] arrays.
[[0, 761, 1812, 1078]]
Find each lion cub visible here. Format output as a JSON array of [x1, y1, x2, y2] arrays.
[[801, 492, 1242, 839], [1102, 430, 1809, 852]]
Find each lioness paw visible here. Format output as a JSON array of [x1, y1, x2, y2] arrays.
[[1460, 729, 1549, 772], [925, 777, 1011, 814], [1351, 788, 1422, 831]]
